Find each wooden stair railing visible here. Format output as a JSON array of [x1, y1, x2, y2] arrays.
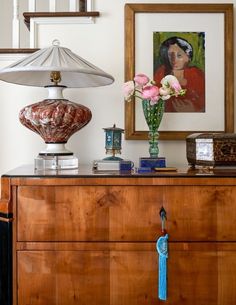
[[0, 0, 97, 54], [23, 11, 100, 30]]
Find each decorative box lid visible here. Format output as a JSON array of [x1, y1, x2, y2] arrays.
[[186, 133, 236, 141], [186, 133, 236, 167]]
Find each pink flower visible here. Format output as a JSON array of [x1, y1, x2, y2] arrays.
[[141, 85, 159, 104], [161, 75, 182, 95], [123, 81, 135, 100], [159, 87, 171, 100], [134, 73, 149, 86], [123, 73, 186, 104]]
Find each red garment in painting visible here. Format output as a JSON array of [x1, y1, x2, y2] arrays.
[[154, 66, 205, 112]]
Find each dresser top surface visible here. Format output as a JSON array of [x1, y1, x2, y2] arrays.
[[2, 164, 236, 178]]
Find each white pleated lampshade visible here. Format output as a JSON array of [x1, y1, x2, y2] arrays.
[[0, 40, 114, 88]]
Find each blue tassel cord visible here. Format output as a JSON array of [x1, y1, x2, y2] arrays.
[[156, 234, 168, 301]]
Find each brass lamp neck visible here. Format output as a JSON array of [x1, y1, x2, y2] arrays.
[[50, 71, 61, 85]]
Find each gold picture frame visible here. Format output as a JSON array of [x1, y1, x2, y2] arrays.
[[124, 3, 234, 140]]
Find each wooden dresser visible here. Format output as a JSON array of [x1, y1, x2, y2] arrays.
[[0, 165, 236, 305]]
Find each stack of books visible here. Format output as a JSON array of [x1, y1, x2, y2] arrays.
[[93, 159, 134, 172], [93, 160, 120, 172]]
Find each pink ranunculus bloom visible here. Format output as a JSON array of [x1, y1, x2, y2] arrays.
[[141, 85, 159, 103], [134, 73, 150, 86], [161, 75, 182, 95], [159, 87, 171, 100], [123, 81, 135, 100], [171, 82, 182, 95]]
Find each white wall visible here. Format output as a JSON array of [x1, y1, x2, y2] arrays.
[[0, 0, 235, 174]]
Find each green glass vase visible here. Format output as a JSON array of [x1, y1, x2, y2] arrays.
[[142, 99, 165, 158]]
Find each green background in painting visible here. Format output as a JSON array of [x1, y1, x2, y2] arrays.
[[153, 32, 205, 73]]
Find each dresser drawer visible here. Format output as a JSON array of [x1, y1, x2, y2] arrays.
[[17, 185, 236, 242], [17, 243, 236, 305]]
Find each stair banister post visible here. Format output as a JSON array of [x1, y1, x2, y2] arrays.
[[28, 0, 36, 12], [12, 0, 20, 48]]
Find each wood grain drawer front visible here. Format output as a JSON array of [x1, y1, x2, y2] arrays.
[[17, 250, 110, 305], [17, 243, 236, 305], [17, 185, 236, 242]]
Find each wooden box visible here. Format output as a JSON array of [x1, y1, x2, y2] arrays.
[[186, 133, 236, 167]]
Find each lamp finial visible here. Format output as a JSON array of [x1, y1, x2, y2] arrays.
[[52, 39, 60, 46]]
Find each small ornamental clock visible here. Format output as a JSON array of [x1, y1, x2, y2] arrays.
[[103, 124, 124, 160]]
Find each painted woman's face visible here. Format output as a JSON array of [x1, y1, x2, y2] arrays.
[[168, 44, 190, 70]]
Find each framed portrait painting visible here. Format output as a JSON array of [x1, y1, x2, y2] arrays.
[[124, 3, 234, 140]]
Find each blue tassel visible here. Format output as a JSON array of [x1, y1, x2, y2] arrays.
[[156, 234, 168, 301]]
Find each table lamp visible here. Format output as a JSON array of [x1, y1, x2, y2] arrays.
[[0, 40, 114, 170]]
